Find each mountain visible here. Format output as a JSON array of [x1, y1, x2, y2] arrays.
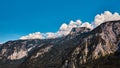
[[0, 20, 120, 68]]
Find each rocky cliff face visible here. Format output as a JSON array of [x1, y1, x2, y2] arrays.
[[61, 21, 120, 68], [0, 20, 120, 68]]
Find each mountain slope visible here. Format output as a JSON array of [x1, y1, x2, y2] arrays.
[[20, 20, 120, 68]]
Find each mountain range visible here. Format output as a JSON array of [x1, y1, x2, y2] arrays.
[[0, 20, 120, 68]]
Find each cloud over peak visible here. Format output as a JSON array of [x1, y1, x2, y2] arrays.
[[94, 11, 120, 27], [20, 11, 120, 40]]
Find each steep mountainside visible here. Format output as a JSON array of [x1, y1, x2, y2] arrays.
[[0, 20, 120, 68]]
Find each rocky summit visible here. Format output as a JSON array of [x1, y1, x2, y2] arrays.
[[0, 20, 120, 68]]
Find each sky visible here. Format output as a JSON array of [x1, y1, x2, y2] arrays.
[[0, 0, 120, 43]]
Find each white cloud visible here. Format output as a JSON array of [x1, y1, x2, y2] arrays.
[[57, 20, 91, 37], [59, 23, 68, 31], [81, 22, 93, 29], [20, 32, 44, 39], [46, 32, 57, 39], [20, 20, 89, 40], [94, 11, 120, 27], [20, 11, 120, 40], [76, 20, 82, 25]]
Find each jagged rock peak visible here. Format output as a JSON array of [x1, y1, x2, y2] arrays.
[[69, 27, 91, 34]]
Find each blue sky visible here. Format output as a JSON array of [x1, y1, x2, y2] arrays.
[[0, 0, 120, 43]]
